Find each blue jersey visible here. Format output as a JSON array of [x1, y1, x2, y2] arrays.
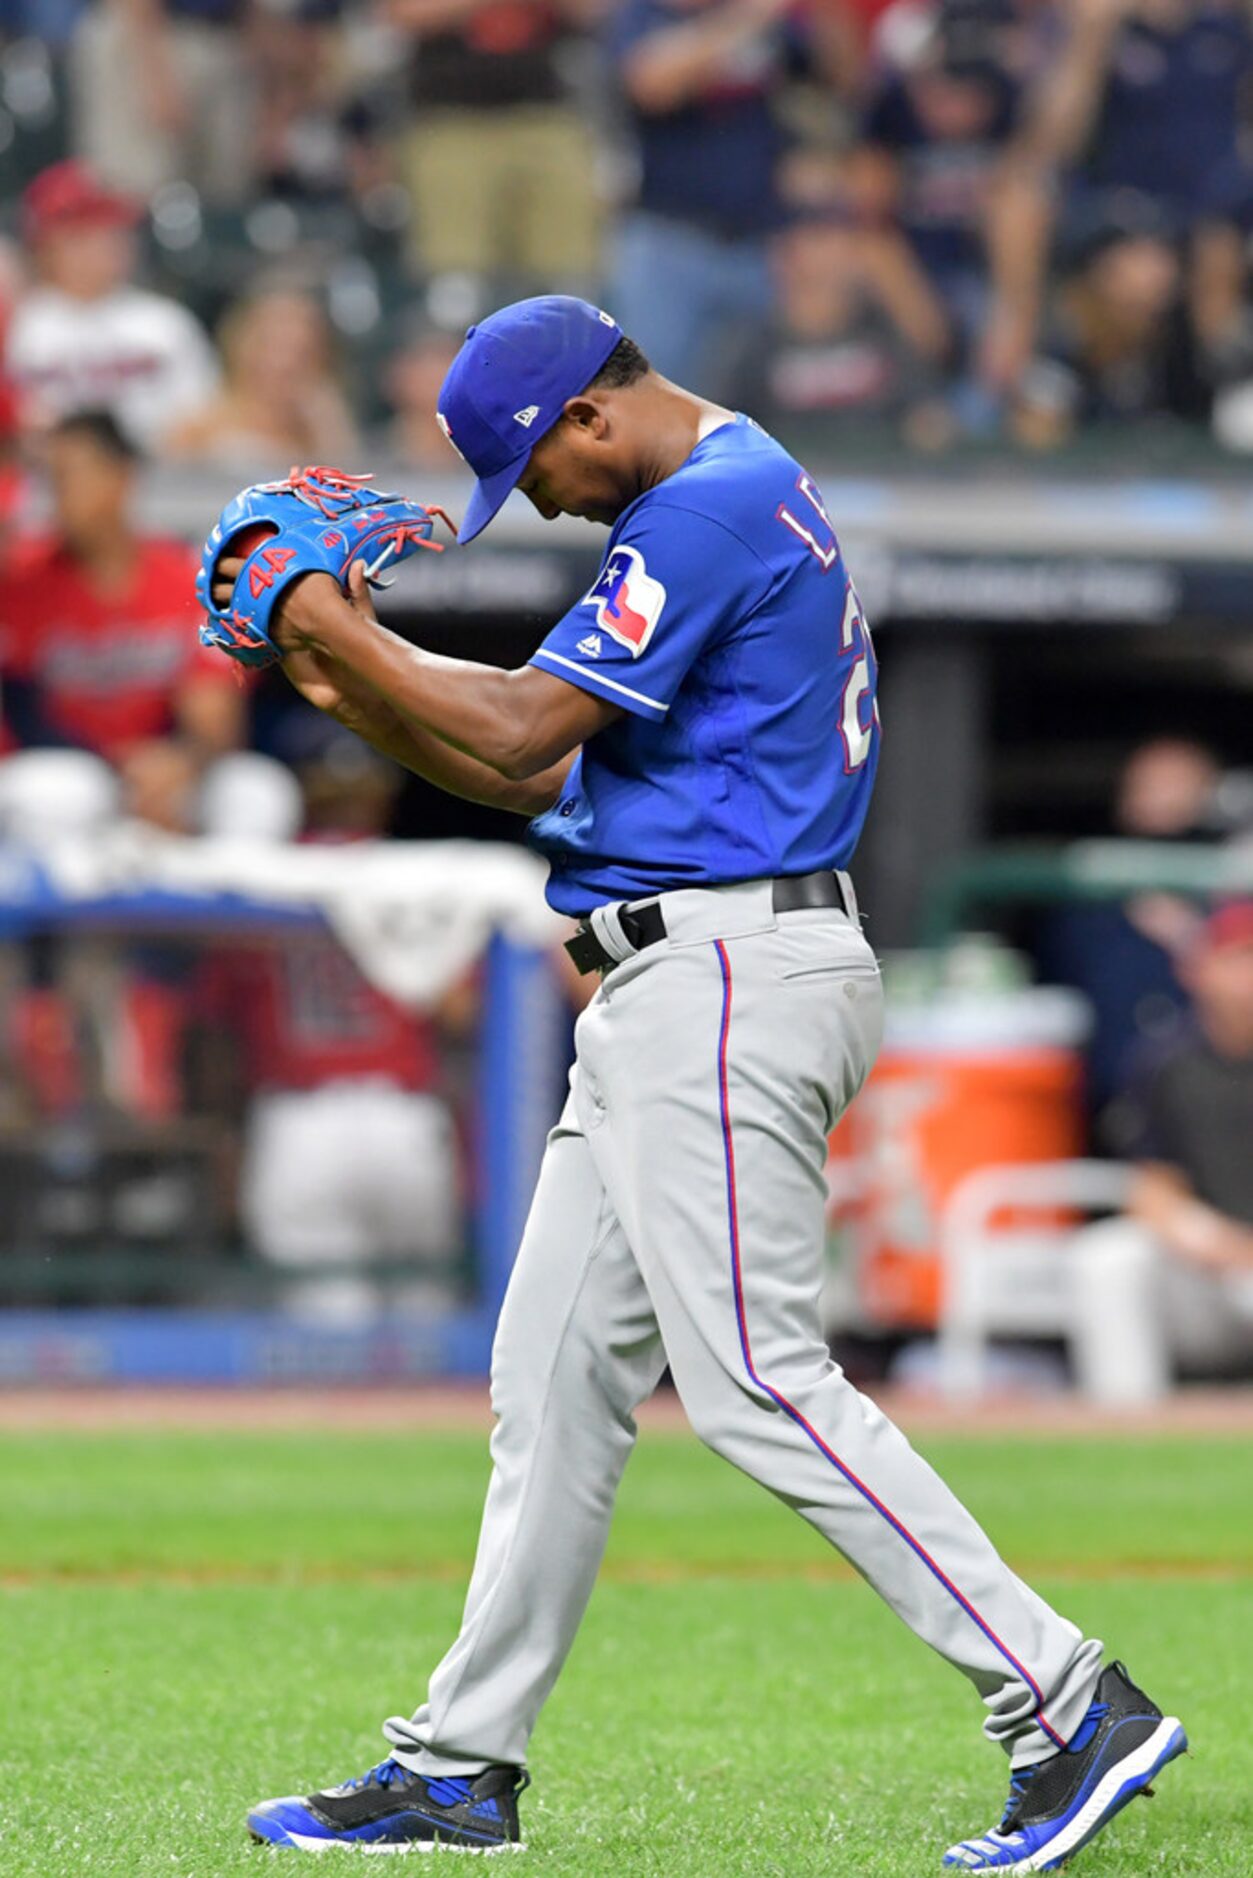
[[527, 414, 880, 916]]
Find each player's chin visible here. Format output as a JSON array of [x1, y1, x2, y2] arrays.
[[548, 496, 616, 526]]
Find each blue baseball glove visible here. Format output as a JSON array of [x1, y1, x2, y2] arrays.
[[196, 465, 452, 668]]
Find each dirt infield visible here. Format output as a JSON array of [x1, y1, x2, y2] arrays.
[[1, 1382, 1251, 1435], [1, 1556, 1244, 1589]]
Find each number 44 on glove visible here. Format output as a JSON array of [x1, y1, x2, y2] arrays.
[[196, 465, 454, 668]]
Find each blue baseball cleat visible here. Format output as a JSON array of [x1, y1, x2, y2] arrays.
[[943, 1662, 1187, 1872], [247, 1757, 529, 1852]]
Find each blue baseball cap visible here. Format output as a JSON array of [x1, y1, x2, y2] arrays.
[[437, 296, 623, 543]]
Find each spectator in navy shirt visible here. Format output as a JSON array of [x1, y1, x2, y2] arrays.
[[752, 200, 953, 432], [1049, 0, 1253, 225], [1033, 737, 1221, 1116], [988, 0, 1253, 413], [1011, 205, 1210, 448], [855, 0, 1023, 359], [608, 0, 843, 401], [852, 0, 1029, 426]]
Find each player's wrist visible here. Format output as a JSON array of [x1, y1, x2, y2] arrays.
[[272, 573, 360, 655]]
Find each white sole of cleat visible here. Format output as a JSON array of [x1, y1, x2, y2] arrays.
[[273, 1835, 527, 1854], [948, 1717, 1187, 1873]]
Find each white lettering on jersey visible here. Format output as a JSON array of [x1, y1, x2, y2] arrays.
[[577, 632, 603, 658], [776, 474, 838, 571]]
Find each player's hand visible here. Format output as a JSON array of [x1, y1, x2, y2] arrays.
[[210, 557, 377, 655], [210, 554, 244, 611]]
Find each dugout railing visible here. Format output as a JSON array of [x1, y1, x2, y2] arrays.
[[920, 840, 1253, 949]]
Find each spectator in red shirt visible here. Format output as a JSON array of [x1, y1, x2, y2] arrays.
[[2, 408, 244, 763]]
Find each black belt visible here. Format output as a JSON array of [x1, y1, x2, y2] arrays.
[[564, 871, 850, 976]]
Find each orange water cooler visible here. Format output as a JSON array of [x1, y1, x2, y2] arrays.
[[828, 986, 1090, 1329]]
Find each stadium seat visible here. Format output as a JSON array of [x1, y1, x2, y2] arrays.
[[936, 1159, 1134, 1401]]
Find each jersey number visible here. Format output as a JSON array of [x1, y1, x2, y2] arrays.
[[776, 475, 878, 772], [839, 583, 878, 772]]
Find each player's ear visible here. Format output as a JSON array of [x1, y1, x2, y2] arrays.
[[561, 395, 609, 439]]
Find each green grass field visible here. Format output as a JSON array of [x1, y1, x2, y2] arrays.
[[2, 1420, 1250, 1876]]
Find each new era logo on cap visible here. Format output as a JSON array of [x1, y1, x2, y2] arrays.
[[513, 405, 540, 428]]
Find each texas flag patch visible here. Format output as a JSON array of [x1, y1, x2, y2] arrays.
[[585, 546, 666, 657]]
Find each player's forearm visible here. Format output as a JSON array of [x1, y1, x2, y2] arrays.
[[315, 663, 571, 814], [293, 583, 572, 781], [407, 733, 574, 816], [362, 707, 574, 816]]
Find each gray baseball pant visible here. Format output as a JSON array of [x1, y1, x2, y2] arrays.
[[384, 882, 1103, 1776]]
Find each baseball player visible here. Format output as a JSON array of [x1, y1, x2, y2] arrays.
[[209, 298, 1186, 1869]]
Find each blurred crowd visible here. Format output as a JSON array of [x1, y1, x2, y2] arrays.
[[4, 0, 1253, 460]]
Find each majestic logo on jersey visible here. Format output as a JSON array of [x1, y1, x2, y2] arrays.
[[577, 632, 602, 658], [513, 404, 540, 428], [586, 546, 665, 657]]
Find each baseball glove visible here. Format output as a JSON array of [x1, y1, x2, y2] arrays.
[[196, 465, 452, 669]]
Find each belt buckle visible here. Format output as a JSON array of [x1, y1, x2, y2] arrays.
[[564, 926, 607, 976]]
